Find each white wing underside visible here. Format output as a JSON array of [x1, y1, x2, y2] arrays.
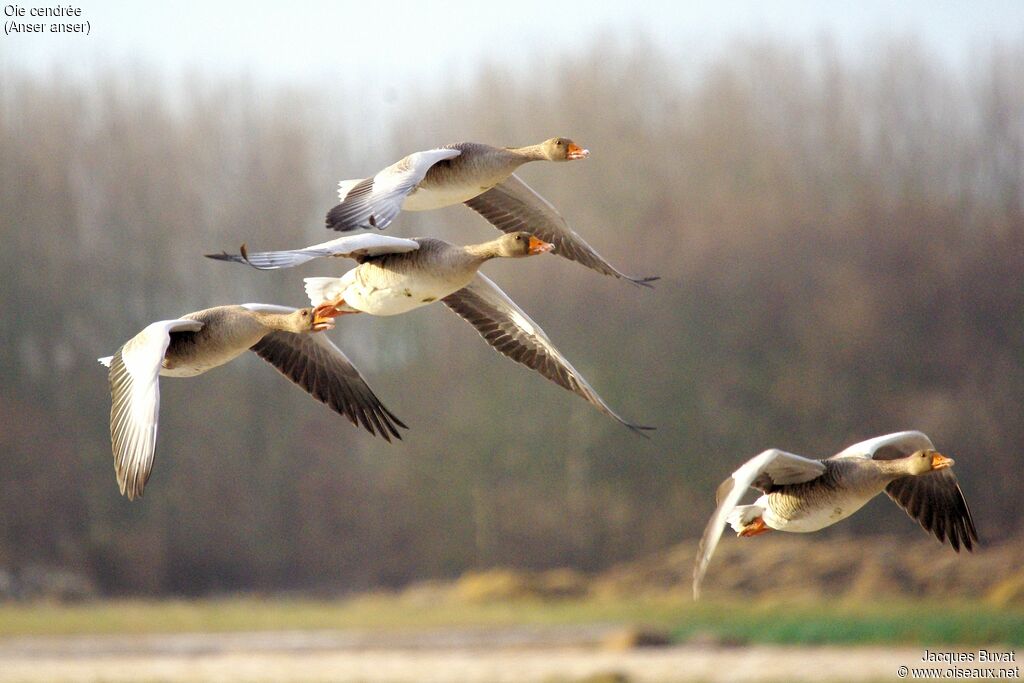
[[229, 234, 421, 270], [327, 148, 461, 231], [831, 430, 935, 460], [692, 448, 826, 599], [106, 318, 203, 500]]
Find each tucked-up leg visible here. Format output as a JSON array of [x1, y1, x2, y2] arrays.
[[314, 298, 359, 321], [738, 516, 772, 537]]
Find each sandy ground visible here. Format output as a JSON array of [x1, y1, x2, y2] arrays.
[[0, 646, 925, 683], [0, 628, 1015, 682]]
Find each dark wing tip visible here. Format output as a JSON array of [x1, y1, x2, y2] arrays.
[[341, 396, 408, 444], [204, 250, 245, 263], [626, 422, 656, 439], [627, 275, 660, 289], [366, 415, 394, 443], [379, 406, 409, 442], [960, 498, 980, 552], [238, 243, 280, 271], [325, 203, 358, 232], [885, 474, 980, 554], [204, 243, 277, 271], [250, 333, 408, 443]]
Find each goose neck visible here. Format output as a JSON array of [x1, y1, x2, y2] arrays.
[[508, 143, 548, 161], [463, 241, 501, 261]]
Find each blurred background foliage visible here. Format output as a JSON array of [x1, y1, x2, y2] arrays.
[[0, 36, 1021, 596]]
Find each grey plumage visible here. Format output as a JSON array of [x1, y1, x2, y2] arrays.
[[207, 234, 651, 434], [692, 432, 978, 599], [101, 304, 405, 500], [320, 138, 656, 284], [465, 174, 658, 286], [250, 331, 406, 441], [441, 274, 653, 436]]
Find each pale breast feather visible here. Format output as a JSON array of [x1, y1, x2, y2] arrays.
[[403, 183, 491, 211]]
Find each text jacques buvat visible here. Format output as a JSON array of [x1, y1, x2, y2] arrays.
[[4, 5, 90, 35]]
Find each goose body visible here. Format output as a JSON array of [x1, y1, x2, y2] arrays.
[[323, 139, 656, 286], [750, 458, 894, 533], [207, 235, 651, 435], [156, 305, 281, 376], [397, 142, 532, 211], [305, 264, 463, 317], [99, 303, 405, 500], [330, 141, 581, 222], [692, 431, 978, 599], [303, 237, 505, 317]]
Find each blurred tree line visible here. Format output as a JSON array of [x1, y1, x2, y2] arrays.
[[0, 37, 1021, 596]]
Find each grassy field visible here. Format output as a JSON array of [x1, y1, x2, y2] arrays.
[[1, 594, 1020, 647]]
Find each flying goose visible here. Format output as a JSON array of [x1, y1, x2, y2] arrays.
[[322, 138, 657, 286], [98, 303, 405, 500], [207, 233, 652, 435], [692, 431, 978, 599]]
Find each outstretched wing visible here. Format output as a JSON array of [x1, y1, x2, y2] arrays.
[[325, 148, 462, 232], [693, 448, 826, 599], [464, 174, 658, 286], [105, 318, 204, 500], [832, 430, 935, 460], [828, 430, 978, 550], [885, 470, 978, 552], [206, 234, 420, 270], [441, 274, 652, 436], [251, 331, 407, 442]]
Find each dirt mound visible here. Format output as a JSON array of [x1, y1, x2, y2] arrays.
[[595, 534, 1024, 603], [454, 567, 590, 602], [425, 535, 1024, 604]]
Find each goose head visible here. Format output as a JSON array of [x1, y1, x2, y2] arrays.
[[493, 231, 555, 258], [906, 449, 955, 475], [265, 307, 338, 333], [542, 137, 590, 161]]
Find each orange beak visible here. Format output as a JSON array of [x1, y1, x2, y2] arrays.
[[566, 142, 590, 160], [931, 453, 955, 470], [528, 236, 555, 255]]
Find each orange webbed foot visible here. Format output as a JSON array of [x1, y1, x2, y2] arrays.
[[313, 302, 338, 321], [738, 517, 772, 537], [313, 298, 359, 320]]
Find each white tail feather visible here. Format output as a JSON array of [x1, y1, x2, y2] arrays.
[[337, 178, 363, 202], [304, 277, 345, 306], [727, 504, 764, 533], [98, 355, 113, 367]]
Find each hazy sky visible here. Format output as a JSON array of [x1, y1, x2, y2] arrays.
[[2, 0, 1022, 86]]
